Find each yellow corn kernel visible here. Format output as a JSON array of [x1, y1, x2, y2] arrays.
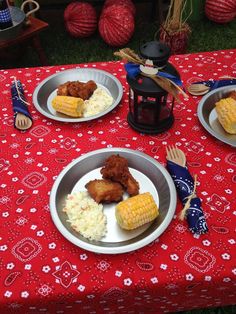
[[215, 97, 236, 134], [115, 192, 159, 230], [52, 96, 84, 117]]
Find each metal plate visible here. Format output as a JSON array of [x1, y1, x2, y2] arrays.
[[0, 7, 25, 41], [50, 148, 177, 254], [33, 68, 123, 122], [197, 85, 236, 147]]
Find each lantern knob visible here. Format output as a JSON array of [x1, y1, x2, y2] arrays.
[[139, 41, 171, 68]]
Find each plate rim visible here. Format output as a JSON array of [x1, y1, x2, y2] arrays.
[[197, 85, 236, 147], [32, 68, 123, 122], [49, 147, 177, 254]]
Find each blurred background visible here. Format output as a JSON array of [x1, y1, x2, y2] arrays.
[[0, 0, 236, 69]]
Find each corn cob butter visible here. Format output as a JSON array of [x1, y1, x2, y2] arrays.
[[115, 192, 159, 230], [52, 95, 84, 117]]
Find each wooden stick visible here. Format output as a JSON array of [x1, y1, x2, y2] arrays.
[[141, 72, 188, 101], [165, 77, 189, 98], [114, 48, 145, 65], [141, 73, 181, 103], [179, 174, 198, 221]]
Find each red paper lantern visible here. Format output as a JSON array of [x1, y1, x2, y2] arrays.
[[64, 2, 97, 38], [205, 0, 236, 23], [104, 0, 136, 17], [99, 4, 135, 47]]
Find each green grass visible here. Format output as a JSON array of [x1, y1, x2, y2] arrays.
[[188, 18, 236, 53], [180, 305, 236, 314], [2, 10, 236, 69]]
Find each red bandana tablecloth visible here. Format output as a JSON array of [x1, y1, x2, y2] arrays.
[[0, 49, 236, 314]]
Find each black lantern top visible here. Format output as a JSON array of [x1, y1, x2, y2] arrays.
[[139, 41, 171, 68], [127, 41, 179, 95]]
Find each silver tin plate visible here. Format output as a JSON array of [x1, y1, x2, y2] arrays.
[[50, 148, 177, 254], [197, 85, 236, 147], [0, 7, 25, 41], [33, 68, 123, 122]]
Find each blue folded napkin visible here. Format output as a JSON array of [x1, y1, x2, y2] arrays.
[[124, 62, 183, 86], [167, 160, 208, 234], [193, 78, 236, 91], [11, 80, 33, 129]]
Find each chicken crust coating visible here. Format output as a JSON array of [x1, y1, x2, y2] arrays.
[[85, 179, 124, 203], [57, 80, 97, 100], [67, 81, 85, 98], [100, 154, 140, 196], [228, 91, 236, 100], [57, 82, 70, 96]]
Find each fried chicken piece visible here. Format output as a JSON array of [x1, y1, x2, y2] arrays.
[[77, 80, 97, 100], [57, 80, 97, 100], [67, 81, 85, 98], [85, 80, 97, 92], [85, 179, 124, 203], [100, 155, 140, 196], [57, 82, 70, 96], [228, 91, 236, 100]]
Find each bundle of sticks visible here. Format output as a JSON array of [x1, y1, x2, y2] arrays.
[[114, 48, 188, 102], [162, 0, 192, 34]]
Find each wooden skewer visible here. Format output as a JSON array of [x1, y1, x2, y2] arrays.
[[141, 72, 188, 100], [165, 77, 189, 98], [141, 73, 181, 103]]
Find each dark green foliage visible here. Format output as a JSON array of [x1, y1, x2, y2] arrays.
[[3, 13, 236, 69], [188, 17, 236, 53], [179, 305, 236, 314]]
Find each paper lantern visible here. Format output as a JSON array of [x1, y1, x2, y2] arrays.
[[104, 0, 136, 17], [99, 4, 135, 47], [205, 0, 236, 23], [64, 2, 97, 38]]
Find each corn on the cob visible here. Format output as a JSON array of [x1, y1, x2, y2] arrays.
[[52, 96, 84, 117], [215, 97, 236, 134], [115, 192, 159, 230]]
